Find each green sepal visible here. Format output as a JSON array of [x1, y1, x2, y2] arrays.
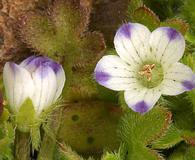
[[101, 144, 127, 160], [15, 98, 37, 132], [30, 126, 41, 150], [54, 142, 85, 160], [101, 152, 119, 160]]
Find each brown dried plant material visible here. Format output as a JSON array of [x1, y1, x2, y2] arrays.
[[1, 0, 52, 19], [0, 0, 52, 72], [90, 0, 129, 46], [0, 12, 26, 71], [0, 91, 3, 117]]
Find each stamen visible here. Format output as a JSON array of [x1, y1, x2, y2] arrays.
[[138, 64, 155, 81]]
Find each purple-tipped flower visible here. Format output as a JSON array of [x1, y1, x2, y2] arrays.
[[94, 23, 195, 114], [3, 56, 66, 115]]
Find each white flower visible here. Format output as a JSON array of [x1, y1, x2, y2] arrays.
[[94, 23, 195, 114], [3, 56, 66, 115]]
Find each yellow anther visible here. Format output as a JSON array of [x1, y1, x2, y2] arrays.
[[138, 64, 155, 81]]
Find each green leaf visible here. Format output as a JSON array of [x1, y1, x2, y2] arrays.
[[0, 122, 14, 160], [0, 108, 10, 123], [119, 107, 172, 144], [131, 6, 160, 31], [19, 0, 94, 58], [185, 31, 195, 44], [161, 18, 189, 35], [168, 144, 195, 160], [119, 107, 172, 159], [128, 143, 164, 160], [180, 0, 195, 33], [143, 0, 182, 20], [58, 101, 121, 156], [128, 0, 143, 17], [151, 125, 183, 149], [162, 95, 195, 131], [20, 11, 62, 56]]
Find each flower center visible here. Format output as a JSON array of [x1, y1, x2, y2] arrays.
[[137, 61, 164, 88]]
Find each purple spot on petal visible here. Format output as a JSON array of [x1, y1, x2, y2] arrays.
[[95, 71, 110, 84], [117, 23, 133, 38], [163, 27, 180, 40], [134, 101, 149, 114], [182, 80, 195, 91]]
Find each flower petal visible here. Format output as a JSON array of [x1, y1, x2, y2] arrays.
[[161, 62, 195, 95], [53, 65, 66, 102], [94, 55, 137, 91], [114, 23, 151, 65], [124, 87, 161, 114], [20, 56, 51, 73], [3, 62, 34, 111], [149, 27, 185, 65], [31, 65, 57, 114], [19, 55, 37, 68]]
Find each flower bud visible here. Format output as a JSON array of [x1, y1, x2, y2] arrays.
[[3, 56, 66, 115]]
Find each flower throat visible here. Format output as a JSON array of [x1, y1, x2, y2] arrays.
[[137, 61, 164, 88]]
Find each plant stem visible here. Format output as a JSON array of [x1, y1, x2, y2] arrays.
[[38, 107, 63, 160], [15, 130, 30, 160]]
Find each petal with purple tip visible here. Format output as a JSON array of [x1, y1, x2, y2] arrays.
[[20, 56, 51, 73], [182, 80, 195, 91], [20, 56, 62, 76], [114, 23, 151, 65], [161, 63, 195, 95], [95, 71, 110, 83], [134, 101, 150, 114], [45, 61, 61, 74], [53, 65, 66, 102], [31, 65, 57, 114], [3, 62, 34, 111], [20, 55, 37, 68], [94, 55, 137, 91], [124, 87, 161, 114], [149, 27, 185, 65]]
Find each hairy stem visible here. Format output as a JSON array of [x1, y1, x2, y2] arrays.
[[38, 107, 63, 160], [15, 130, 30, 160]]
